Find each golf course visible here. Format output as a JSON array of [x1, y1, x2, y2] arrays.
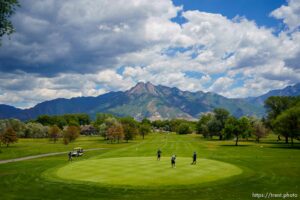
[[0, 133, 299, 199]]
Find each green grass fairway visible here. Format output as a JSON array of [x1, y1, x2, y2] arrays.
[[54, 157, 242, 186], [0, 133, 299, 200]]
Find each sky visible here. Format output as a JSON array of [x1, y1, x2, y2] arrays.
[[0, 0, 300, 108]]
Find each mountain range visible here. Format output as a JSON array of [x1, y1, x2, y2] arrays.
[[0, 82, 299, 121]]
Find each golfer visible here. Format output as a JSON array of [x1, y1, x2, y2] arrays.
[[171, 155, 176, 168], [68, 151, 72, 161], [157, 149, 162, 160], [191, 152, 197, 165]]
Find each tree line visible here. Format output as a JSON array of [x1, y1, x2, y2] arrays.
[[196, 96, 300, 146], [0, 96, 298, 147], [0, 113, 152, 147]]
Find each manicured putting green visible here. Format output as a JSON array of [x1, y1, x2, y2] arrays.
[[55, 157, 242, 187]]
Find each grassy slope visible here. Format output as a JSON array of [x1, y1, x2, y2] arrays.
[[0, 133, 299, 200], [0, 136, 130, 160]]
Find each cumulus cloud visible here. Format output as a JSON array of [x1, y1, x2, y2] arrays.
[[271, 0, 300, 31], [0, 0, 300, 107], [0, 0, 181, 75]]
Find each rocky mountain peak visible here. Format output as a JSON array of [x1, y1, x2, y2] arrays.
[[126, 82, 159, 96]]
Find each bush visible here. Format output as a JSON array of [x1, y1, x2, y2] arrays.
[[177, 123, 192, 135]]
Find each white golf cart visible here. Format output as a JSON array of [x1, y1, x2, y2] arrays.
[[71, 147, 84, 157]]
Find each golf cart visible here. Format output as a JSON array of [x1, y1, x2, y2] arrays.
[[71, 147, 84, 157]]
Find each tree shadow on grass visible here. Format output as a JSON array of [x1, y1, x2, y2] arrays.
[[267, 145, 300, 150], [219, 144, 251, 147]]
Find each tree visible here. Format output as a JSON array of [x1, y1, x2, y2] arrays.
[[196, 113, 213, 137], [207, 117, 222, 138], [98, 123, 107, 139], [252, 120, 268, 143], [213, 108, 230, 140], [239, 117, 252, 140], [141, 118, 151, 125], [0, 127, 18, 147], [0, 119, 25, 137], [24, 122, 48, 138], [95, 113, 114, 126], [264, 96, 300, 143], [273, 106, 300, 146], [63, 126, 80, 145], [120, 117, 138, 142], [177, 123, 192, 135], [0, 0, 19, 43], [48, 125, 61, 143], [223, 116, 251, 146], [107, 122, 124, 143], [139, 124, 151, 139], [80, 125, 97, 135]]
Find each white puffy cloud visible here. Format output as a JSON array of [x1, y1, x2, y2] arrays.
[[208, 77, 234, 95], [271, 0, 300, 31], [0, 0, 300, 107]]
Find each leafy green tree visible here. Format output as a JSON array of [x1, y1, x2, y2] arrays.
[[63, 126, 80, 145], [177, 123, 192, 135], [196, 113, 213, 137], [265, 96, 300, 143], [48, 125, 61, 143], [273, 106, 300, 146], [139, 124, 151, 139], [213, 108, 230, 140], [239, 116, 252, 139], [107, 122, 124, 143], [141, 118, 151, 125], [252, 120, 268, 143], [98, 123, 107, 139], [0, 0, 19, 44], [0, 127, 18, 147], [207, 117, 222, 138], [95, 113, 114, 126], [120, 117, 138, 142], [24, 122, 48, 138], [223, 116, 251, 146], [0, 119, 26, 137], [223, 117, 239, 145]]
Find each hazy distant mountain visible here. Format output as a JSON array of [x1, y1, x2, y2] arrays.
[[245, 83, 300, 105], [0, 82, 299, 121]]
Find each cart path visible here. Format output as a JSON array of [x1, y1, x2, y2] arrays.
[[0, 148, 108, 164]]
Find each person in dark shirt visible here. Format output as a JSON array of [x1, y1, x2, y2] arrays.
[[191, 152, 197, 165], [68, 151, 72, 161], [171, 155, 176, 168], [157, 149, 162, 161]]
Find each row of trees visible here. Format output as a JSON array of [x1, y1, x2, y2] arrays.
[[264, 96, 300, 145], [0, 118, 81, 146], [196, 96, 300, 146], [196, 108, 268, 146], [0, 113, 152, 147], [151, 119, 196, 134], [93, 114, 151, 143]]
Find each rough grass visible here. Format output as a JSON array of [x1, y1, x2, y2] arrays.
[[0, 136, 131, 160], [0, 133, 299, 200]]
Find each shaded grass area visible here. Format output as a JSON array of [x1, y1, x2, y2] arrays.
[[0, 133, 299, 200]]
